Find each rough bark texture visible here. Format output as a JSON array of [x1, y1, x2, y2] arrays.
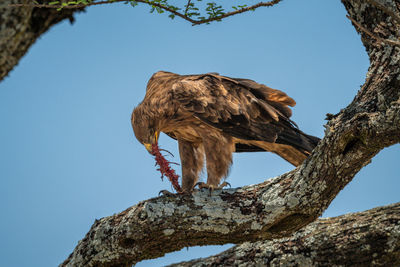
[[0, 1, 83, 81], [60, 0, 400, 266], [169, 202, 400, 267]]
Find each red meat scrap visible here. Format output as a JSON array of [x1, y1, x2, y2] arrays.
[[151, 143, 182, 193]]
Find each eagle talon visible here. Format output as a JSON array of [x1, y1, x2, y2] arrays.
[[194, 182, 230, 196], [159, 190, 175, 196], [194, 182, 208, 190], [220, 181, 231, 188]]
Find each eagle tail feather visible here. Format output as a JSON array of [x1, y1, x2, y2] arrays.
[[276, 130, 320, 156]]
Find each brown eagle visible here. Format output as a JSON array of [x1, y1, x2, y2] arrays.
[[131, 71, 319, 193]]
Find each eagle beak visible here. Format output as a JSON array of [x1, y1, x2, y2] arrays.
[[144, 131, 159, 154], [144, 143, 152, 153]]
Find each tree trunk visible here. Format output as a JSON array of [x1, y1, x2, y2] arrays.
[[0, 0, 83, 81], [168, 202, 400, 267]]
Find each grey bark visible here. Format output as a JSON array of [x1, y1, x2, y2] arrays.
[[0, 0, 83, 81], [60, 0, 400, 266], [169, 202, 400, 267]]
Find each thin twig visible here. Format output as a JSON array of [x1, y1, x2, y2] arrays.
[[346, 15, 400, 47], [9, 0, 123, 9], [8, 0, 283, 26], [193, 0, 283, 25], [184, 0, 191, 16]]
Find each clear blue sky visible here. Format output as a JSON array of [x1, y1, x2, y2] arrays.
[[0, 1, 398, 266]]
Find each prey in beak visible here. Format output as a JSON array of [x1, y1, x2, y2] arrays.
[[143, 131, 159, 153]]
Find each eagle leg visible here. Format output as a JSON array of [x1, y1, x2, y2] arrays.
[[178, 140, 204, 193], [201, 133, 234, 194]]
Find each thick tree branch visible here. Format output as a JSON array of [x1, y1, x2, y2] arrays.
[[169, 202, 400, 267], [61, 1, 400, 266], [0, 0, 84, 81]]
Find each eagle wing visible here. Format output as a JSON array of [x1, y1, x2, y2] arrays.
[[168, 73, 317, 154]]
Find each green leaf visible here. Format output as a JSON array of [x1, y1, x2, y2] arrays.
[[155, 6, 164, 14], [187, 12, 200, 17]]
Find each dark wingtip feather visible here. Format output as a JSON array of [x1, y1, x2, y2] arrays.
[[276, 129, 320, 155], [235, 143, 266, 152]]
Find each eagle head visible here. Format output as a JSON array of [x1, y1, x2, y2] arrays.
[[131, 106, 159, 153]]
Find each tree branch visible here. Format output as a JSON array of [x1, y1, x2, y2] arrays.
[[8, 0, 283, 26], [169, 202, 400, 267], [8, 0, 124, 9], [191, 0, 283, 25]]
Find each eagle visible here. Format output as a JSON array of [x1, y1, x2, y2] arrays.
[[131, 71, 319, 193]]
